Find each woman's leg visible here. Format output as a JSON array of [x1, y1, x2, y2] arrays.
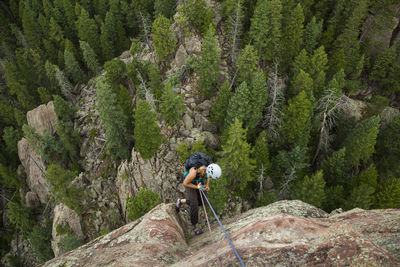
[[185, 187, 199, 227]]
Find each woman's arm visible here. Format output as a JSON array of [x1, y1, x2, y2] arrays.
[[183, 167, 199, 190]]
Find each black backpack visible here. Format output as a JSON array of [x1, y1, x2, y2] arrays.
[[184, 152, 212, 171]]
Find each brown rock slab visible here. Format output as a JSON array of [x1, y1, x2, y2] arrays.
[[26, 101, 57, 135], [17, 138, 50, 204], [42, 202, 400, 267]]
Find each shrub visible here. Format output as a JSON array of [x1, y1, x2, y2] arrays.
[[28, 225, 54, 262], [126, 189, 161, 221], [58, 233, 85, 253]]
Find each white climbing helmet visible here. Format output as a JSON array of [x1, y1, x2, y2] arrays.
[[206, 163, 221, 179]]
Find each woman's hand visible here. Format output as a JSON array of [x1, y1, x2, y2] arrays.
[[204, 185, 210, 191]]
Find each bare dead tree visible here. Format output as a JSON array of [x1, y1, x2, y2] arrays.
[[228, 0, 243, 65], [138, 12, 152, 52], [263, 61, 285, 139], [312, 90, 356, 163], [279, 166, 296, 199], [137, 69, 156, 110]]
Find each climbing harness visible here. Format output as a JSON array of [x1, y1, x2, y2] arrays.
[[199, 188, 246, 267]]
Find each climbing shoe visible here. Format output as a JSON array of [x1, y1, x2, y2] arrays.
[[175, 198, 182, 213], [194, 228, 203, 236]]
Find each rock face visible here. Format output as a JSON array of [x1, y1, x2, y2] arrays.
[[17, 138, 50, 204], [51, 203, 83, 257], [361, 6, 400, 56], [26, 101, 57, 135], [42, 201, 400, 267], [1, 234, 40, 267], [17, 101, 58, 204], [43, 203, 190, 267]]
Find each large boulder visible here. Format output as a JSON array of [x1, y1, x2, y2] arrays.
[[171, 45, 188, 70], [17, 138, 50, 204], [361, 7, 400, 56], [43, 203, 190, 267], [51, 203, 83, 257], [115, 146, 183, 220], [42, 201, 400, 267], [17, 101, 58, 204], [26, 101, 57, 135]]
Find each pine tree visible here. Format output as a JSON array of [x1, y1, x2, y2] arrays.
[[53, 95, 81, 164], [56, 120, 81, 165], [303, 16, 323, 54], [309, 46, 328, 98], [375, 178, 400, 209], [218, 118, 255, 194], [252, 131, 271, 172], [281, 3, 304, 71], [321, 148, 348, 186], [350, 166, 378, 191], [154, 0, 175, 19], [197, 24, 221, 97], [343, 116, 380, 169], [2, 127, 22, 157], [79, 40, 101, 76], [76, 7, 101, 58], [375, 115, 400, 178], [108, 0, 129, 53], [289, 69, 313, 98], [251, 0, 282, 63], [159, 86, 185, 125], [371, 44, 400, 94], [118, 85, 135, 136], [176, 0, 214, 35], [292, 49, 310, 75], [249, 0, 269, 57], [100, 11, 118, 60], [133, 100, 163, 159], [21, 6, 42, 52], [148, 63, 163, 101], [48, 17, 64, 50], [45, 61, 74, 101], [344, 183, 375, 210], [236, 45, 259, 84], [152, 15, 177, 62], [225, 81, 251, 127], [210, 81, 232, 132], [291, 170, 326, 208], [247, 71, 268, 139], [104, 59, 127, 90], [332, 0, 368, 79], [46, 164, 82, 214], [280, 91, 313, 148], [96, 77, 130, 160], [64, 50, 86, 84], [62, 0, 77, 38], [53, 95, 76, 122], [93, 0, 109, 20]]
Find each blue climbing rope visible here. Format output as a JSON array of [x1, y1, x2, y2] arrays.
[[200, 189, 245, 267]]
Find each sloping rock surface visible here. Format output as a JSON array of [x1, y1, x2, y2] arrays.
[[26, 101, 57, 135], [17, 101, 57, 204], [17, 138, 50, 204], [42, 201, 400, 267]]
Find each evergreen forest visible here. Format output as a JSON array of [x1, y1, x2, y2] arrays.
[[0, 0, 400, 264]]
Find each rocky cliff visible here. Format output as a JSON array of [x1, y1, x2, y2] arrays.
[[42, 200, 400, 267]]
